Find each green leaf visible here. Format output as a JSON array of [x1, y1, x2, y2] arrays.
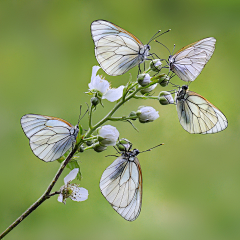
[[66, 159, 82, 181]]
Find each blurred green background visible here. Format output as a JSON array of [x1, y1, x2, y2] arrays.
[[0, 0, 239, 239]]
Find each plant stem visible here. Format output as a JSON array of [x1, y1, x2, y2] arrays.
[[84, 82, 147, 139], [0, 142, 81, 239]]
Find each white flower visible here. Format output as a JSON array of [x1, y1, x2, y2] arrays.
[[137, 106, 159, 123], [159, 91, 174, 105], [140, 83, 158, 94], [58, 168, 88, 204], [88, 66, 124, 102], [98, 125, 119, 146], [138, 73, 151, 86], [150, 59, 162, 72]]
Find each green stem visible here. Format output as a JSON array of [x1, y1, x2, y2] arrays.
[[84, 83, 144, 139], [88, 104, 94, 130], [133, 95, 159, 100], [108, 116, 138, 121], [0, 142, 82, 239]]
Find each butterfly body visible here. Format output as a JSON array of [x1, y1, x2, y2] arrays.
[[176, 86, 228, 134], [91, 20, 151, 76], [100, 146, 142, 221], [21, 114, 79, 162]]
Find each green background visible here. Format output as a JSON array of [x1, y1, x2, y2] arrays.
[[0, 0, 239, 240]]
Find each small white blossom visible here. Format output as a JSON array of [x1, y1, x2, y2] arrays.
[[98, 125, 119, 146], [164, 94, 174, 104], [138, 73, 151, 86], [140, 83, 158, 94], [150, 59, 162, 72], [137, 106, 159, 123], [88, 66, 124, 102], [58, 168, 88, 204]]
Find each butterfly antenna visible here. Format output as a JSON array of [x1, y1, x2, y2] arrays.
[[154, 39, 171, 55], [147, 30, 161, 45], [171, 44, 176, 55], [187, 81, 192, 88], [150, 29, 171, 43], [77, 105, 82, 125], [78, 103, 89, 125], [169, 81, 180, 88], [139, 143, 164, 154]]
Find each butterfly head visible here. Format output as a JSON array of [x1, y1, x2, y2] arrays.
[[124, 148, 140, 161], [72, 125, 80, 138], [176, 85, 188, 101]]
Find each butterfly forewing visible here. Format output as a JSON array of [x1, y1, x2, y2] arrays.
[[91, 20, 148, 76], [170, 37, 216, 82], [176, 88, 228, 134], [21, 114, 79, 162], [100, 154, 142, 221]]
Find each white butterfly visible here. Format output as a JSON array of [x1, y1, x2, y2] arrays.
[[169, 37, 216, 82], [176, 85, 228, 134], [91, 20, 151, 76], [99, 144, 142, 221], [21, 114, 79, 162]]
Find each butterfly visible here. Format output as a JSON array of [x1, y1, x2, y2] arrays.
[[176, 85, 228, 134], [99, 142, 142, 221], [21, 114, 79, 162], [91, 20, 151, 76], [169, 37, 216, 82]]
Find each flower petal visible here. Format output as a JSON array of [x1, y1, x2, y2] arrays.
[[102, 86, 124, 102], [58, 193, 63, 203], [137, 106, 159, 123], [91, 66, 101, 83], [64, 168, 79, 184], [70, 186, 89, 202], [98, 125, 119, 146]]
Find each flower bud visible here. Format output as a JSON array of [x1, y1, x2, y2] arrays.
[[97, 125, 119, 146], [136, 106, 159, 123], [129, 111, 137, 121], [91, 97, 99, 106], [157, 74, 169, 87], [137, 73, 151, 86], [116, 138, 131, 151], [79, 145, 85, 152], [86, 140, 93, 146], [159, 91, 174, 105], [92, 142, 107, 152], [140, 83, 158, 94], [150, 59, 162, 72]]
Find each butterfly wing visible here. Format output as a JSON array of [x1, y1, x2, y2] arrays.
[[21, 114, 78, 162], [91, 20, 146, 76], [170, 37, 216, 82], [100, 155, 142, 221], [176, 90, 227, 134], [202, 104, 228, 134]]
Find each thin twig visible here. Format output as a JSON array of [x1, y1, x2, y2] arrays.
[[0, 143, 79, 239]]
